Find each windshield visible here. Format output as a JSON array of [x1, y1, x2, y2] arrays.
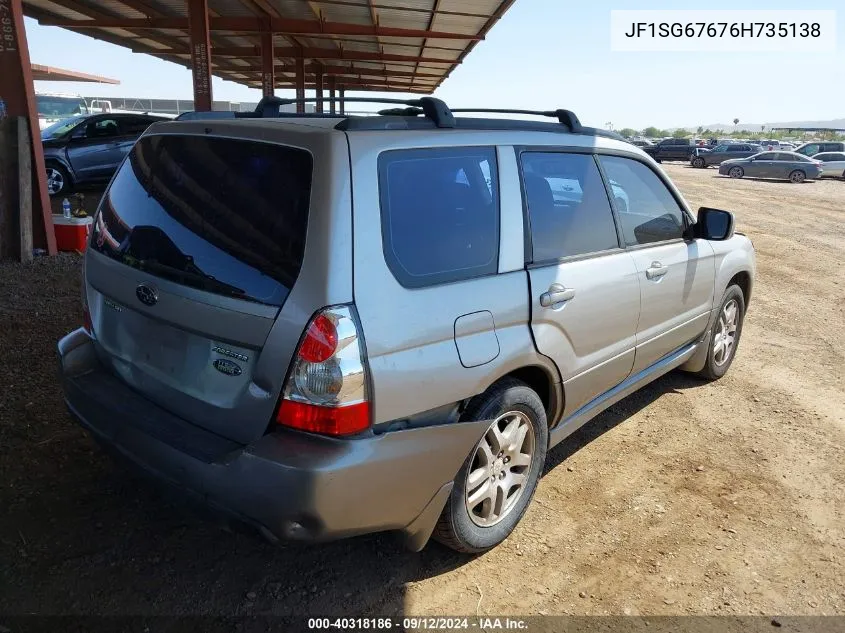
[[37, 95, 89, 118], [92, 135, 313, 307], [41, 115, 86, 139]]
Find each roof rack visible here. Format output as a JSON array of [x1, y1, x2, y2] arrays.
[[173, 96, 622, 140]]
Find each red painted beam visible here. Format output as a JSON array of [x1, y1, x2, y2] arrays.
[[214, 64, 441, 80], [0, 0, 56, 255], [39, 16, 481, 40], [207, 46, 455, 64], [260, 31, 274, 97], [295, 53, 305, 113], [187, 0, 213, 111], [315, 64, 324, 113]]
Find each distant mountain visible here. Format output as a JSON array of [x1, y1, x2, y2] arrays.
[[679, 118, 845, 133]]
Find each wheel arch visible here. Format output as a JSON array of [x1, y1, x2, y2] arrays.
[[493, 365, 564, 428], [44, 156, 76, 183]]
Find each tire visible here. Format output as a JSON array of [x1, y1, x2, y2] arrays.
[[789, 170, 806, 183], [692, 157, 706, 168], [433, 378, 548, 553], [46, 163, 72, 196], [655, 158, 663, 163], [728, 166, 744, 179], [696, 284, 746, 380]]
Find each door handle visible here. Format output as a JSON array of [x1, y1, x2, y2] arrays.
[[540, 283, 576, 307], [645, 261, 668, 279]]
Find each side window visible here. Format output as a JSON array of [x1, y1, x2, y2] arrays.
[[598, 155, 686, 246], [85, 118, 120, 138], [727, 145, 742, 151], [755, 152, 776, 160], [800, 144, 820, 156], [120, 116, 157, 135], [520, 152, 619, 261], [775, 152, 797, 161], [378, 147, 499, 288]]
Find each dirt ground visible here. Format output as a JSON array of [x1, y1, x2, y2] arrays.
[[0, 165, 843, 620]]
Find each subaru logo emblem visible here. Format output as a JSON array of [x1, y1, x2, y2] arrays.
[[136, 283, 158, 307]]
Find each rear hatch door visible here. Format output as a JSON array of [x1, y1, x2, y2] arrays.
[[85, 125, 328, 444]]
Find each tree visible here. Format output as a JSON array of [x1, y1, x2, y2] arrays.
[[643, 126, 660, 138], [618, 128, 639, 138], [697, 126, 704, 136], [733, 118, 740, 128], [672, 129, 689, 138]]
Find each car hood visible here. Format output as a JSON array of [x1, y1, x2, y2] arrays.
[[720, 158, 747, 164], [41, 137, 67, 148]]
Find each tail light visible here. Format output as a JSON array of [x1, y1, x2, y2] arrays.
[[275, 306, 371, 436]]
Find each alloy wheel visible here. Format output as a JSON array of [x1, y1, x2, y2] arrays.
[[465, 411, 535, 527], [713, 299, 739, 366], [46, 168, 64, 195]]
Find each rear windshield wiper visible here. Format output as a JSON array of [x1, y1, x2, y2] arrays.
[[126, 257, 248, 300]]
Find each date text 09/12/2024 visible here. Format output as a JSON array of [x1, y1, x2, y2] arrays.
[[307, 617, 529, 630]]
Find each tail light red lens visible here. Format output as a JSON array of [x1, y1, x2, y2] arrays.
[[275, 306, 371, 437], [277, 400, 370, 436], [298, 314, 338, 362]]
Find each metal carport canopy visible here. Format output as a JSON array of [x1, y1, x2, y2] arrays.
[[22, 0, 516, 112]]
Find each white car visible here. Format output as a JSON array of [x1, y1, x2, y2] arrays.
[[812, 152, 845, 178]]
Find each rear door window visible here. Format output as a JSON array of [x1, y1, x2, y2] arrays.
[[92, 134, 312, 306], [520, 152, 619, 261], [378, 146, 499, 288]]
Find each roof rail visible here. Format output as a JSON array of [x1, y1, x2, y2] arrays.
[[449, 108, 582, 133], [252, 95, 455, 128]]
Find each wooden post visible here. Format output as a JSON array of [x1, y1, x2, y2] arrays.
[[17, 117, 32, 263], [0, 0, 56, 255]]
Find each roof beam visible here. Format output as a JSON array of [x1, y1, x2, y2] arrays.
[[38, 16, 481, 40], [294, 0, 488, 19], [207, 46, 456, 63], [213, 63, 441, 79]]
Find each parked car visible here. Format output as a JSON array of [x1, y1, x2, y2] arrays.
[[58, 98, 755, 553], [812, 152, 845, 178], [629, 139, 653, 148], [41, 112, 170, 195], [691, 143, 762, 168], [641, 137, 696, 162], [719, 151, 823, 182], [794, 141, 845, 157]]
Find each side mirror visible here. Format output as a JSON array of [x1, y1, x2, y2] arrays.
[[694, 207, 735, 241]]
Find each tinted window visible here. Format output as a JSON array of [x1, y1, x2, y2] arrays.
[[779, 152, 809, 162], [120, 115, 160, 135], [520, 152, 619, 261], [598, 156, 685, 246], [86, 118, 120, 138], [727, 145, 743, 151], [378, 147, 499, 288], [798, 144, 821, 156], [92, 135, 312, 306], [36, 95, 88, 117], [755, 153, 776, 160], [823, 143, 845, 152]]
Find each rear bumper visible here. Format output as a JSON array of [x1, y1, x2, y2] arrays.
[[59, 328, 488, 550]]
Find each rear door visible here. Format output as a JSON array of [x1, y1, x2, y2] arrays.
[[67, 116, 125, 180], [85, 126, 334, 444], [521, 151, 640, 417], [598, 155, 715, 374]]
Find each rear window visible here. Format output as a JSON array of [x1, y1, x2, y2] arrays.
[[378, 146, 499, 288], [92, 134, 312, 306]]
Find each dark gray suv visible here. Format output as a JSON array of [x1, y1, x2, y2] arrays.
[[42, 113, 169, 195], [691, 143, 762, 168], [58, 98, 756, 553]]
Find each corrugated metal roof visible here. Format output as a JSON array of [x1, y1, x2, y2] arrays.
[[23, 0, 515, 94]]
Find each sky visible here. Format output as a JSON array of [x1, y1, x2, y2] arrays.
[[25, 0, 845, 130]]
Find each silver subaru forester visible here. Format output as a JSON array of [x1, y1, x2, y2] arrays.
[[58, 98, 755, 553]]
